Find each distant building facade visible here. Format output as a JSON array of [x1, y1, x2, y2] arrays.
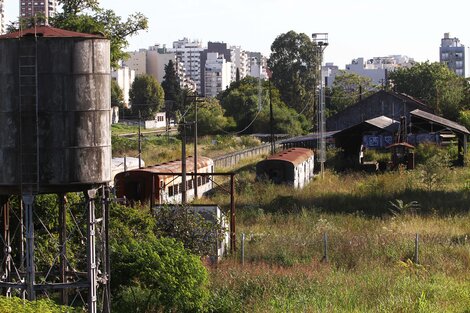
[[323, 55, 415, 87], [20, 0, 58, 22], [169, 38, 205, 94], [440, 32, 465, 77], [111, 65, 135, 108], [230, 46, 249, 81], [204, 52, 232, 98], [0, 0, 4, 34]]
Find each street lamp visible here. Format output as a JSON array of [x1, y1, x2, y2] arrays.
[[312, 33, 328, 178]]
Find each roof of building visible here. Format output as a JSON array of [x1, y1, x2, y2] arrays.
[[410, 109, 470, 135], [333, 116, 399, 137], [120, 156, 213, 176], [262, 148, 314, 166], [0, 26, 104, 39]]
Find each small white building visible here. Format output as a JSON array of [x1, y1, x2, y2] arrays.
[[144, 112, 166, 129]]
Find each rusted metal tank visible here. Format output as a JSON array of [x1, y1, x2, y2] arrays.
[[0, 26, 111, 194]]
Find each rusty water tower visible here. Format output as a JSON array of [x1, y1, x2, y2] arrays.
[[0, 26, 111, 313]]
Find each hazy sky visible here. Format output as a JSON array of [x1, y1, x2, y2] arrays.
[[4, 0, 470, 70]]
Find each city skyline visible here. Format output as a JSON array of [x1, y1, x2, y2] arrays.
[[3, 0, 470, 73]]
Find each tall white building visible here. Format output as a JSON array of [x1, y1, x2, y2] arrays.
[[230, 46, 249, 81], [20, 0, 58, 22], [204, 52, 232, 98], [169, 38, 205, 94], [0, 0, 4, 34], [248, 54, 268, 79], [440, 33, 465, 77], [111, 66, 135, 108]]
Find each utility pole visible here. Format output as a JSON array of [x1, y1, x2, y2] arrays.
[[193, 98, 198, 198], [268, 77, 275, 155], [312, 33, 328, 178], [138, 110, 142, 168], [181, 121, 187, 204]]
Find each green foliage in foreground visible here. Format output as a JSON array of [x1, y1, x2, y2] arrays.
[[0, 296, 82, 313], [110, 204, 210, 313]]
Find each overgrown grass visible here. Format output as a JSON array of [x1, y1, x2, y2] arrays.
[[204, 165, 470, 312]]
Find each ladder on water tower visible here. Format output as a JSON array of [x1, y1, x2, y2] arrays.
[[18, 39, 40, 195]]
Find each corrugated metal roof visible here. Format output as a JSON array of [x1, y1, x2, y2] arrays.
[[0, 26, 104, 39], [132, 156, 213, 175], [265, 148, 314, 166], [365, 116, 398, 130], [410, 109, 470, 135]]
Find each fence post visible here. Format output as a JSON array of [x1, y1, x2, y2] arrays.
[[322, 232, 328, 263], [414, 233, 419, 264], [241, 233, 245, 266]]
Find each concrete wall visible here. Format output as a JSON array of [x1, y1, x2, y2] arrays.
[[214, 143, 281, 169]]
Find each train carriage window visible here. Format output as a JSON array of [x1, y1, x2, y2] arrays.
[[179, 183, 183, 193], [188, 179, 193, 189], [168, 186, 174, 197], [174, 184, 179, 195], [197, 177, 202, 186]]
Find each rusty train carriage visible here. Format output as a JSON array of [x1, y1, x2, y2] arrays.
[[256, 148, 315, 189], [114, 156, 214, 206]]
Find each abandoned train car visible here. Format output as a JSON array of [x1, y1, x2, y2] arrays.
[[114, 156, 214, 206], [256, 148, 314, 188]]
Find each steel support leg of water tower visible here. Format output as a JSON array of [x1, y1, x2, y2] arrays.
[[85, 189, 98, 313], [23, 195, 35, 300], [102, 186, 111, 313], [1, 196, 11, 297], [58, 194, 68, 305]]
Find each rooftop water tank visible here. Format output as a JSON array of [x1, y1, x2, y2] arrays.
[[0, 26, 111, 194]]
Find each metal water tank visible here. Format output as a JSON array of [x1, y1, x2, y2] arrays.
[[0, 26, 111, 194]]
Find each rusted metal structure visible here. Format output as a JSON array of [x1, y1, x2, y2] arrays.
[[114, 156, 214, 206], [256, 148, 315, 188], [0, 26, 111, 313]]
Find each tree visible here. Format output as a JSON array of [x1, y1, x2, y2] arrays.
[[110, 204, 210, 313], [51, 0, 148, 68], [328, 71, 376, 116], [111, 79, 124, 108], [180, 98, 235, 136], [219, 77, 310, 135], [389, 62, 466, 119], [129, 75, 165, 119], [161, 60, 182, 102], [268, 31, 317, 119]]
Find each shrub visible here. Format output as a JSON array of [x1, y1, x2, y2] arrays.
[[0, 296, 81, 313], [110, 204, 210, 313]]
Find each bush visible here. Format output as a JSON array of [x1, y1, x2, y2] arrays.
[[0, 296, 81, 313], [110, 204, 210, 313]]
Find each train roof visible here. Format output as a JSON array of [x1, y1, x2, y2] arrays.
[[117, 156, 213, 176], [262, 148, 314, 166]]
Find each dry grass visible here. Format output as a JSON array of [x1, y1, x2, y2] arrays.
[[205, 166, 470, 312]]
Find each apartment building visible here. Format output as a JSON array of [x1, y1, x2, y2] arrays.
[[169, 38, 204, 95], [230, 46, 249, 81], [0, 0, 4, 34], [111, 66, 135, 108], [20, 0, 58, 22], [440, 32, 465, 77], [204, 52, 232, 98]]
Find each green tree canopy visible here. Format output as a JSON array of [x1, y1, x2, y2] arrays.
[[180, 98, 235, 136], [219, 77, 310, 135], [129, 74, 165, 119], [389, 62, 466, 120], [327, 71, 377, 116], [51, 0, 148, 68], [111, 79, 124, 108], [268, 30, 317, 119]]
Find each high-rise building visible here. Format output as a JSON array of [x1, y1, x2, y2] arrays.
[[440, 33, 465, 77], [0, 0, 4, 34], [169, 38, 205, 95], [230, 46, 249, 81], [20, 0, 58, 23], [204, 52, 232, 98], [111, 65, 135, 108]]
